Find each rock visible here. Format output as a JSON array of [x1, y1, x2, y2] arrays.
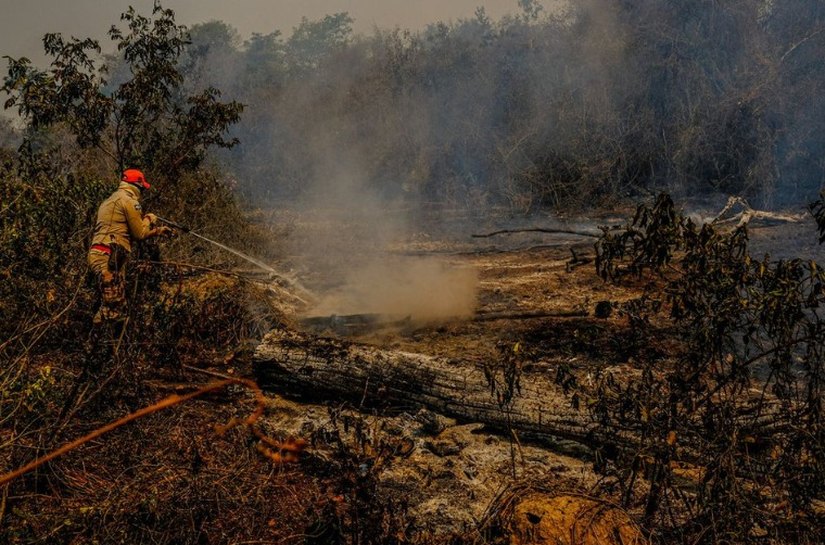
[[594, 300, 613, 319]]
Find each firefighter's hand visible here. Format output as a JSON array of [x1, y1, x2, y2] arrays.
[[155, 225, 174, 238]]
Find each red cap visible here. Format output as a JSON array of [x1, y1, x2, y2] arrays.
[[122, 169, 150, 190]]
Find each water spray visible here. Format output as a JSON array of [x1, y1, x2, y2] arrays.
[[155, 216, 312, 302]]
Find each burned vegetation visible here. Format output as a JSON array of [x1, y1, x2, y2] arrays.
[[593, 195, 825, 541], [2, 1, 825, 545]]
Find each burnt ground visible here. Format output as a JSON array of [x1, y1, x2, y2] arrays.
[[192, 210, 825, 541], [247, 210, 825, 541], [259, 235, 630, 539], [5, 210, 822, 544]]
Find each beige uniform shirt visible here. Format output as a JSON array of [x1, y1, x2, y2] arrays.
[[90, 182, 153, 253]]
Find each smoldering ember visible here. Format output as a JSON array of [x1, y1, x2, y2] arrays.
[[1, 1, 824, 544]]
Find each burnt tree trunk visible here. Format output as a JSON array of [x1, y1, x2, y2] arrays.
[[253, 329, 627, 451]]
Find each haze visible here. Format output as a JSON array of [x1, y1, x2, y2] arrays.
[[1, 0, 526, 64]]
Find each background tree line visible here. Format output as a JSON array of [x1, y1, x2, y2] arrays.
[[165, 0, 825, 210]]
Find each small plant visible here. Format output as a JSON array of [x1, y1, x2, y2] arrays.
[[595, 193, 689, 281], [314, 406, 412, 545], [483, 341, 526, 476], [808, 191, 825, 244]]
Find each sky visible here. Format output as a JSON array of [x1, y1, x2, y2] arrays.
[[0, 0, 529, 65]]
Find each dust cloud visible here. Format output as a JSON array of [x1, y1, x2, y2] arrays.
[[310, 257, 478, 321]]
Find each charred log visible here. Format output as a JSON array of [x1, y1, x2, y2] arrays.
[[472, 309, 588, 322], [253, 329, 629, 454], [299, 311, 589, 337], [254, 329, 792, 468]]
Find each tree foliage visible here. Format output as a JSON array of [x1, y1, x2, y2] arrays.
[[2, 1, 242, 179], [0, 1, 251, 352]]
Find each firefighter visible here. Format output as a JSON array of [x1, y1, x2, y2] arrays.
[[88, 169, 172, 324]]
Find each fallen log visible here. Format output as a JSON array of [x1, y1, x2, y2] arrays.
[[299, 311, 589, 336], [254, 330, 795, 467], [253, 329, 623, 454], [299, 313, 412, 336]]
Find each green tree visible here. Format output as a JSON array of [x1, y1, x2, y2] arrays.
[[242, 31, 286, 88], [285, 13, 354, 73], [2, 1, 243, 182], [0, 1, 249, 345], [0, 117, 19, 150], [518, 0, 544, 22]]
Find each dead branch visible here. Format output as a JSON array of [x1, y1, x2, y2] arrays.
[[472, 309, 589, 322], [472, 228, 601, 238], [567, 248, 595, 272], [182, 363, 241, 381], [711, 196, 806, 227]]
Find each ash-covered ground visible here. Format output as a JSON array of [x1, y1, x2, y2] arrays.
[[245, 203, 825, 540]]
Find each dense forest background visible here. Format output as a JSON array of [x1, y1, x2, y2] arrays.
[[160, 0, 825, 210]]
